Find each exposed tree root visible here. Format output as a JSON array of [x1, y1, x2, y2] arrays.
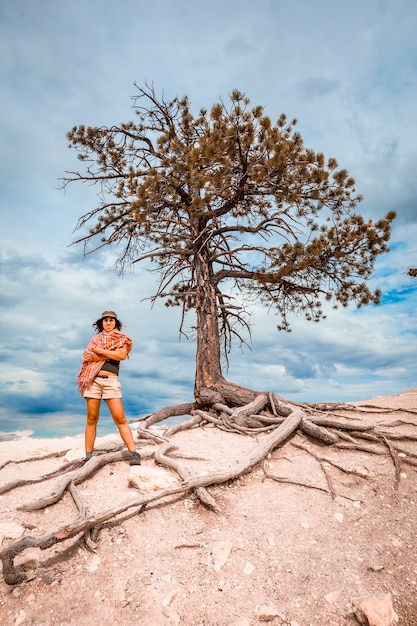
[[292, 442, 370, 478], [164, 414, 203, 436], [0, 449, 69, 472], [137, 402, 198, 428], [354, 405, 417, 416], [1, 386, 415, 585], [0, 459, 86, 496], [155, 442, 221, 513], [262, 463, 332, 497]]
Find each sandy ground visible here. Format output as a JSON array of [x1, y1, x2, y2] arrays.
[[0, 389, 416, 626]]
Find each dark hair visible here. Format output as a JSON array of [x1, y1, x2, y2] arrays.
[[93, 317, 123, 333]]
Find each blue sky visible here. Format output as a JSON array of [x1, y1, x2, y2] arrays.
[[1, 0, 416, 438]]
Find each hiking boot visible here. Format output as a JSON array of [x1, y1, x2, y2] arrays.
[[129, 451, 141, 466]]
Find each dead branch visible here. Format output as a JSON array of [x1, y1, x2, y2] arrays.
[[380, 435, 402, 489], [332, 430, 361, 444], [155, 442, 220, 512], [341, 430, 417, 468], [0, 449, 69, 471], [292, 442, 369, 477], [213, 402, 233, 415], [288, 441, 337, 497], [230, 393, 269, 426], [164, 414, 203, 436], [378, 419, 417, 427], [192, 409, 223, 427], [354, 404, 417, 415], [0, 459, 86, 495], [395, 446, 417, 460], [300, 418, 340, 445], [68, 482, 97, 552], [140, 402, 197, 428], [307, 417, 372, 431], [135, 424, 169, 444], [303, 402, 359, 412], [262, 463, 331, 496], [268, 391, 278, 415], [377, 432, 417, 441], [248, 414, 285, 425], [18, 449, 150, 512], [333, 442, 388, 455]]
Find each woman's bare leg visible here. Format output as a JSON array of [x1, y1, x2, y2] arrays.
[[85, 398, 101, 453], [106, 398, 136, 451]]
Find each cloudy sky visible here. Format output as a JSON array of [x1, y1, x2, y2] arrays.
[[1, 0, 416, 438]]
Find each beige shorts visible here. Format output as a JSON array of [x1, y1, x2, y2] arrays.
[[83, 376, 122, 400]]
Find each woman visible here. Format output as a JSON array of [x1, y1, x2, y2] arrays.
[[77, 310, 141, 465]]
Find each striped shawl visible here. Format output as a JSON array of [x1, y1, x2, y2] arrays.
[[77, 330, 133, 395]]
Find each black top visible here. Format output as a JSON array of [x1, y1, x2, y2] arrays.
[[101, 359, 120, 375]]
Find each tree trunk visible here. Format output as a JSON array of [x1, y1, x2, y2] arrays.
[[194, 230, 224, 395], [191, 222, 262, 410]]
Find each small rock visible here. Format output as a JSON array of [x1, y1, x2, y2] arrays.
[[0, 522, 25, 544], [87, 555, 101, 572], [41, 575, 54, 585], [161, 589, 178, 607], [14, 609, 27, 626], [257, 604, 280, 621], [334, 512, 344, 523], [128, 465, 178, 492], [352, 593, 398, 626], [324, 590, 341, 604], [242, 561, 255, 575], [211, 540, 233, 571], [24, 593, 36, 603]]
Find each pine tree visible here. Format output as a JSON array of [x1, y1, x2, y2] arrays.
[[64, 84, 395, 412]]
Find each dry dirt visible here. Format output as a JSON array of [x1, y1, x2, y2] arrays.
[[0, 390, 416, 626]]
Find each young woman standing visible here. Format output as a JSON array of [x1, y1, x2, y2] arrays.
[[77, 311, 141, 465]]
